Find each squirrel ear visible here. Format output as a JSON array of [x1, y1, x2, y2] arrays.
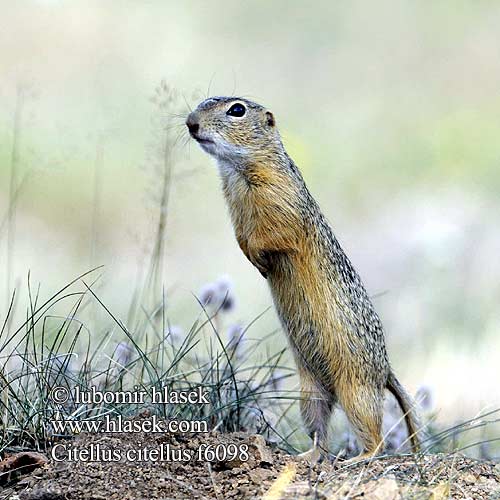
[[265, 111, 275, 127]]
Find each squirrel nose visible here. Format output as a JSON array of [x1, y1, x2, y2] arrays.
[[187, 122, 199, 134], [186, 113, 200, 135]]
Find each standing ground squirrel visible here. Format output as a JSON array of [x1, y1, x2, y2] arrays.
[[186, 97, 420, 460]]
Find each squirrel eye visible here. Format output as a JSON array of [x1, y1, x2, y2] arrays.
[[226, 103, 246, 117]]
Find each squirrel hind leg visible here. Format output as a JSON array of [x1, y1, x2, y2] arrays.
[[299, 373, 335, 457], [338, 383, 385, 459]]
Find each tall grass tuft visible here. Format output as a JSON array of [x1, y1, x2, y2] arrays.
[[129, 81, 186, 330], [0, 270, 296, 454]]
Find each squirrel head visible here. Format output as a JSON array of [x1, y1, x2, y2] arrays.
[[186, 97, 282, 164]]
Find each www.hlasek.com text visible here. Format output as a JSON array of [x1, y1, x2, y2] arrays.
[[50, 414, 208, 435]]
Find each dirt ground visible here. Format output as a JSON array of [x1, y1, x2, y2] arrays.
[[1, 429, 499, 500]]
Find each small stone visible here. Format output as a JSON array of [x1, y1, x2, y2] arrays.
[[248, 434, 273, 465], [494, 463, 500, 480], [431, 483, 451, 499], [358, 477, 401, 500], [21, 488, 66, 500], [0, 452, 48, 485], [463, 472, 477, 484]]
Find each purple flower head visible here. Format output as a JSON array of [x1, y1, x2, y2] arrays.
[[114, 342, 133, 367], [216, 275, 236, 312], [415, 385, 434, 412], [198, 282, 219, 307]]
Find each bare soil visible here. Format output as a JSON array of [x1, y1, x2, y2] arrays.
[[1, 429, 499, 500]]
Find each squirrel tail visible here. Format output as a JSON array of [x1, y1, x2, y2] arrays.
[[386, 370, 422, 453]]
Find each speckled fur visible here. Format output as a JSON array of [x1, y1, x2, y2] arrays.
[[187, 97, 420, 457]]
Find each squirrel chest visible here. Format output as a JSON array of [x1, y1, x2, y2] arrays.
[[220, 164, 348, 369], [220, 163, 305, 272]]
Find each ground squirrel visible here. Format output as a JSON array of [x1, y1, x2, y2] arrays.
[[186, 97, 420, 460]]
